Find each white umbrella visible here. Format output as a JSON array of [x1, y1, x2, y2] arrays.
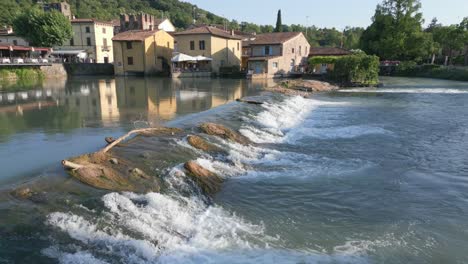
[[194, 55, 213, 61], [171, 53, 196, 62]]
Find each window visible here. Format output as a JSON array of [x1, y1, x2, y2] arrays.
[[167, 41, 170, 48], [86, 37, 91, 46], [199, 40, 205, 50], [220, 60, 225, 66], [292, 48, 295, 53], [272, 62, 278, 68], [299, 46, 302, 55], [126, 42, 132, 49], [237, 42, 240, 51], [70, 38, 74, 46], [102, 28, 106, 34], [13, 40, 17, 45], [264, 46, 271, 55], [127, 57, 134, 65], [103, 38, 107, 47], [190, 41, 195, 50], [85, 26, 90, 33]]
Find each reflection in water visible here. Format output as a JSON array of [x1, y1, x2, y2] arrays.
[[0, 77, 258, 183]]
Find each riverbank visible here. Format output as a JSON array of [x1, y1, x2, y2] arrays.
[[393, 63, 468, 82], [0, 68, 44, 90]]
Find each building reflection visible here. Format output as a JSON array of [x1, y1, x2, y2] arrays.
[[0, 77, 254, 138]]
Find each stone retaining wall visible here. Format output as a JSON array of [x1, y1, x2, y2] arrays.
[[63, 63, 114, 76]]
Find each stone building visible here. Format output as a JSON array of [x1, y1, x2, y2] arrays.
[[174, 26, 242, 74], [112, 30, 174, 75], [120, 13, 175, 32], [54, 19, 115, 63], [43, 2, 73, 20], [246, 32, 310, 78]]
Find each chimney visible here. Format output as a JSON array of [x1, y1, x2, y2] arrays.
[[231, 29, 235, 36]]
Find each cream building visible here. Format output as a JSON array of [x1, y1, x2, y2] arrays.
[[112, 30, 174, 75], [0, 28, 29, 46], [174, 26, 243, 74], [55, 19, 115, 63], [246, 32, 310, 78]]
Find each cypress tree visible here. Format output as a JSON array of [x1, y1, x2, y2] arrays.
[[275, 9, 282, 32]]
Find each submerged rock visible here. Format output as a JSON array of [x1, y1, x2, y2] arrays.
[[138, 127, 183, 137], [10, 187, 48, 203], [199, 123, 251, 145], [236, 98, 264, 105], [184, 161, 223, 195], [10, 187, 34, 199], [129, 168, 151, 180], [187, 135, 222, 152]]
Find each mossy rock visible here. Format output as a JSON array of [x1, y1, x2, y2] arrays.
[[184, 161, 223, 195], [187, 135, 223, 153]]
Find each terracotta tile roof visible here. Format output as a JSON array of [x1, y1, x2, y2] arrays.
[[247, 32, 302, 45], [71, 18, 114, 26], [112, 30, 159, 41], [174, 26, 242, 40], [309, 47, 351, 56], [153, 18, 166, 26]]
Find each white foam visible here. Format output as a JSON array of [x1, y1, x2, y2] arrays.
[[46, 192, 372, 264], [42, 247, 109, 264], [240, 96, 352, 144], [286, 125, 394, 142], [339, 88, 468, 94], [46, 192, 276, 263]]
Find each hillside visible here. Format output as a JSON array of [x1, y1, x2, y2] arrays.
[[0, 0, 364, 49], [0, 0, 225, 29]]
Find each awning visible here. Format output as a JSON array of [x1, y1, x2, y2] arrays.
[[51, 50, 87, 58], [171, 53, 196, 62], [194, 55, 213, 61]]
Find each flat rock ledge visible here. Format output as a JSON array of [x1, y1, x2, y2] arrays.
[[267, 79, 338, 96], [200, 123, 251, 145]]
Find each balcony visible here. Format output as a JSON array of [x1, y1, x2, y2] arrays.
[[101, 46, 111, 52]]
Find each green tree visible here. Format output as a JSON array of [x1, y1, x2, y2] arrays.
[[275, 9, 282, 32], [13, 9, 72, 47], [360, 0, 433, 61]]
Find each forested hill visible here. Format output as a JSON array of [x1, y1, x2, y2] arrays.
[[1, 0, 225, 29], [0, 0, 364, 49]]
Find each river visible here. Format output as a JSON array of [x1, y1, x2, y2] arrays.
[[0, 77, 467, 263]]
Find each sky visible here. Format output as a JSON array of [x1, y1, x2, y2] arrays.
[[182, 0, 467, 29]]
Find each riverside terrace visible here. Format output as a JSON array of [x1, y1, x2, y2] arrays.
[[0, 44, 52, 66]]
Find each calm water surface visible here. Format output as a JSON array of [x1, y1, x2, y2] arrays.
[[0, 77, 262, 185], [1, 77, 468, 263]]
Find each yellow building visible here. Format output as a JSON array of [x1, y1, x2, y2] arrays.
[[174, 26, 242, 74], [112, 30, 174, 76], [54, 19, 115, 63]]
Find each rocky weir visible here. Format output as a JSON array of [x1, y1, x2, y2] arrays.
[[10, 79, 335, 200], [55, 123, 253, 196]]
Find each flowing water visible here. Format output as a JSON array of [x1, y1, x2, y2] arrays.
[[1, 77, 468, 263]]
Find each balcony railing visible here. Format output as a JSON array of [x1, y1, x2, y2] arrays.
[[101, 46, 111, 51]]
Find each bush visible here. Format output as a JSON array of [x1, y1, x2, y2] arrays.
[[309, 56, 338, 65], [329, 54, 380, 86]]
